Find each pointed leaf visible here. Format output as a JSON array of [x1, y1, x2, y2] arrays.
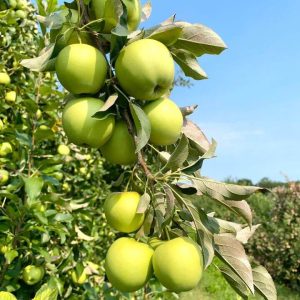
[[173, 22, 227, 56], [214, 234, 254, 293], [236, 224, 260, 244], [164, 135, 189, 171], [92, 94, 118, 115], [129, 103, 151, 152], [141, 0, 152, 22], [75, 225, 94, 241], [220, 265, 250, 299], [137, 193, 151, 213], [253, 266, 277, 300], [21, 44, 55, 72], [23, 176, 44, 203], [33, 282, 58, 300], [171, 48, 207, 80]]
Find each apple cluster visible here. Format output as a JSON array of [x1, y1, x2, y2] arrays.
[[0, 0, 29, 24], [103, 192, 204, 293]]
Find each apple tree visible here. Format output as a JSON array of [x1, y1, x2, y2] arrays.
[[2, 0, 278, 299]]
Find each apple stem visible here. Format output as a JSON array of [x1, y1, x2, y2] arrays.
[[123, 110, 155, 182]]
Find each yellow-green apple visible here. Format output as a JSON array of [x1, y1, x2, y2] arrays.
[[100, 120, 137, 165], [55, 44, 107, 94], [0, 170, 9, 186], [148, 237, 166, 250], [0, 142, 13, 156], [105, 237, 153, 292], [9, 0, 17, 8], [16, 0, 27, 9], [62, 97, 115, 148], [35, 109, 42, 120], [57, 144, 70, 155], [0, 119, 3, 131], [22, 265, 45, 285], [104, 191, 144, 233], [71, 269, 87, 285], [152, 237, 203, 292], [115, 39, 175, 100], [15, 9, 27, 18], [50, 9, 93, 55], [143, 97, 183, 145], [5, 91, 16, 102], [0, 73, 11, 85], [0, 291, 17, 300], [90, 0, 141, 33]]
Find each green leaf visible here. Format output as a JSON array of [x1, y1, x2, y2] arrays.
[[54, 213, 73, 223], [15, 131, 32, 148], [5, 250, 18, 264], [214, 234, 254, 293], [33, 282, 58, 300], [23, 176, 44, 205], [20, 44, 55, 72], [129, 103, 151, 152], [92, 94, 118, 115], [137, 193, 151, 213], [162, 185, 175, 225], [220, 265, 250, 299], [163, 135, 189, 171], [145, 24, 183, 46], [171, 48, 207, 80], [136, 208, 154, 238], [253, 266, 277, 300], [173, 22, 227, 56]]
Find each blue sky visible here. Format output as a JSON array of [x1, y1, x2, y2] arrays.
[[55, 0, 300, 182]]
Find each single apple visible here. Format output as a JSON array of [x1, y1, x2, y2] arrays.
[[90, 0, 141, 33], [0, 73, 11, 85], [104, 191, 144, 233], [9, 0, 17, 9], [55, 44, 107, 94], [5, 91, 16, 102], [57, 144, 70, 155], [152, 237, 203, 293], [0, 291, 17, 300], [50, 9, 94, 55], [0, 142, 13, 157], [100, 120, 137, 165], [0, 119, 3, 131], [143, 97, 183, 145], [22, 265, 45, 286], [15, 9, 27, 18], [62, 97, 115, 148], [0, 170, 9, 186], [115, 39, 175, 100], [105, 237, 154, 292]]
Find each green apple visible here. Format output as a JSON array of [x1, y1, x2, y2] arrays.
[[100, 120, 137, 165], [148, 237, 166, 250], [35, 109, 42, 120], [62, 97, 115, 148], [143, 97, 183, 145], [104, 191, 144, 233], [0, 142, 13, 157], [105, 237, 154, 292], [50, 9, 93, 55], [0, 170, 9, 186], [15, 9, 27, 18], [0, 291, 17, 300], [0, 119, 4, 131], [62, 182, 71, 192], [115, 39, 175, 100], [57, 144, 70, 155], [55, 44, 107, 94], [22, 265, 45, 285], [5, 91, 16, 102], [0, 72, 10, 84], [16, 0, 27, 9], [71, 269, 87, 285], [9, 0, 17, 8], [152, 237, 203, 293], [90, 0, 141, 33]]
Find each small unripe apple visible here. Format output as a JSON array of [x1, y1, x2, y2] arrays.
[[62, 97, 115, 148], [105, 237, 154, 292], [90, 0, 141, 33], [15, 9, 27, 18], [0, 73, 10, 85], [55, 44, 107, 94], [115, 39, 175, 100], [62, 182, 70, 192], [0, 170, 9, 186], [104, 191, 144, 233], [0, 291, 17, 300], [71, 269, 87, 285], [0, 119, 3, 131], [57, 144, 70, 155], [0, 142, 13, 157], [9, 0, 17, 8], [143, 97, 183, 145], [5, 91, 16, 102], [22, 265, 45, 285], [35, 109, 42, 120], [16, 0, 27, 9], [152, 237, 203, 293], [100, 121, 137, 165]]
